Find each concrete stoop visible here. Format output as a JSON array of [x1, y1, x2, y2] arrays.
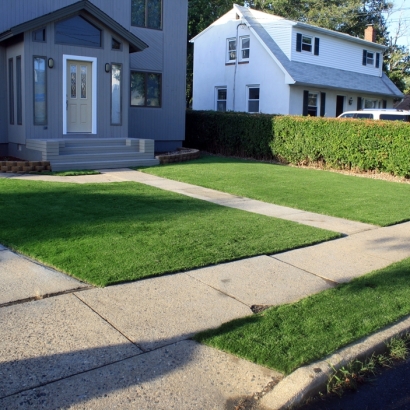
[[26, 138, 159, 171]]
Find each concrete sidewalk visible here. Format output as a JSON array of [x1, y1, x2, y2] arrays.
[[1, 170, 410, 409]]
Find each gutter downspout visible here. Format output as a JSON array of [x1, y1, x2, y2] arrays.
[[233, 22, 247, 111]]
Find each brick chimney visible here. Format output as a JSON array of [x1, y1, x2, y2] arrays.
[[365, 25, 376, 42]]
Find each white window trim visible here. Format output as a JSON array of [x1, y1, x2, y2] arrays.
[[366, 51, 374, 66], [226, 38, 236, 63], [62, 54, 97, 135], [247, 84, 260, 113], [307, 91, 320, 116], [239, 35, 250, 62]]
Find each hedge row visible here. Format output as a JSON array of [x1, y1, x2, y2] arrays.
[[185, 111, 410, 178], [185, 110, 275, 160]]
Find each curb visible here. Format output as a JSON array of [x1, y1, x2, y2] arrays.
[[260, 314, 410, 409]]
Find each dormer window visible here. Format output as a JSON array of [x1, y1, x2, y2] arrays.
[[296, 33, 320, 55], [362, 50, 380, 67]]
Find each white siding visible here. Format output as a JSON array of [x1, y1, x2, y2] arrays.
[[290, 28, 383, 77], [261, 21, 293, 59], [192, 21, 289, 114]]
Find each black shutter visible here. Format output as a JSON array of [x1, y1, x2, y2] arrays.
[[382, 100, 387, 108], [357, 97, 362, 110], [314, 38, 320, 56], [376, 53, 380, 68], [320, 92, 326, 117], [362, 50, 367, 66], [296, 33, 302, 52], [303, 90, 309, 116]]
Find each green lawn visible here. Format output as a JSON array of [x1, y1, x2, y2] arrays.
[[140, 156, 410, 226], [196, 257, 410, 374], [0, 179, 338, 286]]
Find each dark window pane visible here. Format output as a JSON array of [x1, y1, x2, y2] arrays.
[[242, 49, 250, 59], [16, 56, 22, 125], [147, 73, 161, 107], [131, 0, 145, 27], [218, 89, 227, 100], [356, 113, 373, 118], [33, 28, 46, 42], [55, 16, 101, 47], [112, 38, 121, 50], [248, 100, 259, 113], [34, 57, 47, 125], [130, 72, 145, 106], [217, 101, 226, 112], [379, 114, 408, 121], [8, 58, 14, 124], [148, 0, 162, 29], [249, 87, 259, 99]]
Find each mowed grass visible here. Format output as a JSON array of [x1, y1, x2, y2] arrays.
[[0, 179, 338, 286], [140, 156, 410, 226], [196, 258, 410, 374]]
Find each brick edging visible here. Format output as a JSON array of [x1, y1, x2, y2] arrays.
[[0, 161, 51, 174], [155, 149, 200, 165]]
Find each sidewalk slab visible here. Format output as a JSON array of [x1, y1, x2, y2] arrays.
[[0, 294, 141, 398], [188, 256, 333, 307], [75, 273, 252, 352], [274, 223, 410, 283], [0, 250, 88, 305], [100, 170, 377, 235], [0, 340, 281, 410], [10, 173, 122, 184]]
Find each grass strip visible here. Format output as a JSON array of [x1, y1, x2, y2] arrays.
[[0, 179, 338, 286], [38, 170, 100, 176], [139, 156, 410, 226], [195, 258, 410, 374]]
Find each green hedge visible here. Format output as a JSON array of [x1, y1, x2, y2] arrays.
[[185, 111, 410, 177], [272, 116, 410, 177], [185, 110, 275, 160]]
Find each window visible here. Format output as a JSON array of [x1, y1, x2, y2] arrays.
[[8, 58, 14, 124], [112, 38, 122, 50], [303, 91, 318, 116], [111, 64, 122, 125], [240, 36, 250, 60], [364, 99, 378, 108], [216, 88, 227, 112], [227, 38, 236, 62], [32, 28, 46, 42], [247, 86, 259, 113], [131, 0, 162, 30], [16, 56, 22, 125], [307, 93, 318, 116], [130, 71, 161, 107], [33, 57, 47, 125], [296, 34, 319, 55], [55, 16, 101, 48], [362, 50, 380, 67]]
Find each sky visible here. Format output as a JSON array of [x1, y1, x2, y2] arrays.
[[388, 0, 410, 47]]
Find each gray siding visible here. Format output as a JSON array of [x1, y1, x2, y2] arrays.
[[1, 0, 188, 149], [23, 14, 130, 140], [128, 0, 188, 150]]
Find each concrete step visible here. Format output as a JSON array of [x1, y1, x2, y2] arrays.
[[48, 152, 153, 162], [60, 146, 140, 155], [50, 158, 160, 172], [60, 138, 131, 148]]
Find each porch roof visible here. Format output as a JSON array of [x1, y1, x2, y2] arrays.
[[0, 0, 148, 53]]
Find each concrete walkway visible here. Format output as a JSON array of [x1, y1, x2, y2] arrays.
[[1, 170, 410, 409]]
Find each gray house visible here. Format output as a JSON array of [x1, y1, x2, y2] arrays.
[[0, 0, 188, 170]]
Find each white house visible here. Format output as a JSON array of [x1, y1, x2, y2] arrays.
[[190, 4, 403, 117]]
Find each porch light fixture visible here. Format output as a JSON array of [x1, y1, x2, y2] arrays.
[[348, 97, 353, 105], [105, 63, 111, 73], [48, 58, 54, 68]]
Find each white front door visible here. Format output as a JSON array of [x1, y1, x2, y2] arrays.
[[67, 60, 92, 133]]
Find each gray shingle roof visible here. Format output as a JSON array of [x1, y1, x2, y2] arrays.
[[237, 5, 403, 98]]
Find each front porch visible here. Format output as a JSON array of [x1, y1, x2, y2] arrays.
[[25, 138, 159, 171]]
